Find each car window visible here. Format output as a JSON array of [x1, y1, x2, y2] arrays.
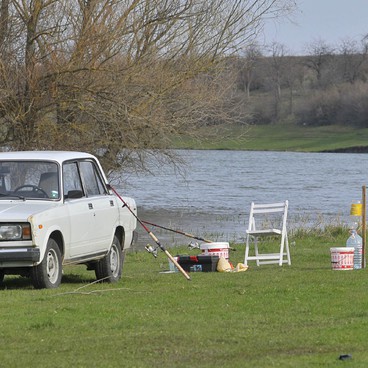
[[63, 162, 83, 196], [79, 161, 106, 196], [0, 161, 59, 199]]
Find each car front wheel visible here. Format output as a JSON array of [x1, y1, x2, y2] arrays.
[[31, 238, 62, 289], [95, 235, 123, 283]]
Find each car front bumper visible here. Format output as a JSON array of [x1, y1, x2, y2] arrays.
[[0, 247, 40, 262]]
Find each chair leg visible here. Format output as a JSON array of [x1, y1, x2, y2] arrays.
[[244, 235, 250, 266], [279, 233, 291, 266], [285, 234, 291, 265], [254, 237, 260, 266], [279, 237, 285, 266]]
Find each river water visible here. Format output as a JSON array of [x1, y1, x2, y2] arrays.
[[120, 150, 367, 248]]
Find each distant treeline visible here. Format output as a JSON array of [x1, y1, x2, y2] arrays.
[[225, 38, 368, 127]]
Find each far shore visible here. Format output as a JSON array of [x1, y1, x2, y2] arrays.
[[171, 123, 368, 152]]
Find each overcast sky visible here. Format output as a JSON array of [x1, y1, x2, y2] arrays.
[[261, 0, 368, 55]]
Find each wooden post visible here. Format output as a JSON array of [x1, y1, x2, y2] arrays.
[[362, 186, 366, 269]]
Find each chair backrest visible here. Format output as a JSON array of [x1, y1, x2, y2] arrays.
[[39, 172, 59, 198], [248, 201, 288, 232]]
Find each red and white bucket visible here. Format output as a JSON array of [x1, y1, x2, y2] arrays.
[[330, 247, 354, 270], [200, 242, 230, 260]]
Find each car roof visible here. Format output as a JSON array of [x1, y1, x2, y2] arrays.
[[0, 151, 97, 164]]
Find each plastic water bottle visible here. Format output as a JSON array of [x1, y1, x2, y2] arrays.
[[346, 230, 362, 269]]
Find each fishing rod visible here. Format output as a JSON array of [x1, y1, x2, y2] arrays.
[[108, 185, 191, 281], [142, 220, 213, 243], [142, 220, 237, 252]]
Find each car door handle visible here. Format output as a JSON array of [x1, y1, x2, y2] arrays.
[[88, 203, 93, 210]]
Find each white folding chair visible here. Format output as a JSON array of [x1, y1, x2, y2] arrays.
[[244, 201, 290, 266]]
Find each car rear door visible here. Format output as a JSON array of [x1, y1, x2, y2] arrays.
[[78, 160, 118, 254]]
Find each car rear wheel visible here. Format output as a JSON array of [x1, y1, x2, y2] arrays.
[[95, 235, 123, 283], [31, 238, 62, 289]]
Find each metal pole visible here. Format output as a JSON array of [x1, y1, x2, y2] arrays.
[[362, 186, 366, 268]]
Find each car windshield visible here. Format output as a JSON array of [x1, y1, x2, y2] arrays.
[[0, 161, 60, 200]]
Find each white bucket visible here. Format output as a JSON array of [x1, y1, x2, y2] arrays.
[[200, 242, 230, 260], [330, 247, 354, 270]]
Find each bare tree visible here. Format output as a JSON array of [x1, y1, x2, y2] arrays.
[[237, 43, 263, 98], [0, 0, 9, 49], [263, 42, 289, 122], [283, 55, 304, 115], [0, 0, 296, 172], [304, 39, 336, 88], [337, 37, 368, 84]]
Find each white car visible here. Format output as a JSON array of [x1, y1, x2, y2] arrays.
[[0, 151, 137, 289]]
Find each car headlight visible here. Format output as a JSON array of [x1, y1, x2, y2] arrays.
[[0, 224, 31, 241]]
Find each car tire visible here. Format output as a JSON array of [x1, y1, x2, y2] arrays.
[[0, 270, 4, 284], [95, 235, 123, 283], [31, 238, 62, 289]]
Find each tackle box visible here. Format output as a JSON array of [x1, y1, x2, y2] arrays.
[[177, 255, 219, 272]]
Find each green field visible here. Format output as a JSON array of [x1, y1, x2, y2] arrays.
[[173, 123, 368, 152], [1, 228, 367, 367]]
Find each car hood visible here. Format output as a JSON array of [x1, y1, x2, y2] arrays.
[[0, 200, 59, 222]]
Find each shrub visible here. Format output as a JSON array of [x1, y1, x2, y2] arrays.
[[295, 88, 340, 126]]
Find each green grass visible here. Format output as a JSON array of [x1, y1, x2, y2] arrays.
[[173, 123, 368, 151], [1, 231, 368, 367]]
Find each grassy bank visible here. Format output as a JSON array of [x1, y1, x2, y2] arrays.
[[1, 229, 367, 367], [173, 123, 368, 151]]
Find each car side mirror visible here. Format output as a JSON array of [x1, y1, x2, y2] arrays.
[[65, 190, 83, 199]]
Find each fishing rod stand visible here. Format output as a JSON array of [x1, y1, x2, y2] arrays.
[[145, 244, 158, 258]]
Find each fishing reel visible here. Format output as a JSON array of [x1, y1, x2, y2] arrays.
[[188, 241, 200, 250], [145, 244, 158, 258]]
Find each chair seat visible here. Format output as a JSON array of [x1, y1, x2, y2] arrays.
[[246, 229, 282, 236]]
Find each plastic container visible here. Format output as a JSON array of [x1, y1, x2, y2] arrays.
[[177, 255, 219, 272], [200, 242, 230, 260], [346, 230, 362, 269], [168, 256, 179, 272], [349, 200, 362, 230], [330, 247, 354, 270]]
